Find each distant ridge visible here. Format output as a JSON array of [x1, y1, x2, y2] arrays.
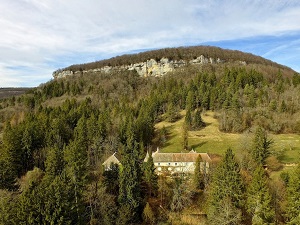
[[54, 46, 295, 76], [0, 88, 32, 99]]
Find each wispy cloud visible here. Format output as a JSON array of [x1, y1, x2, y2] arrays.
[[0, 0, 300, 87]]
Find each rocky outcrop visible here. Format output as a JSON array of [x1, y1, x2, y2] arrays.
[[52, 55, 246, 79]]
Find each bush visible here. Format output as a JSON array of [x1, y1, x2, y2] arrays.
[[265, 156, 282, 172]]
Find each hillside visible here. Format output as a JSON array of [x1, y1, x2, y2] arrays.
[[53, 46, 296, 79], [0, 46, 300, 224]]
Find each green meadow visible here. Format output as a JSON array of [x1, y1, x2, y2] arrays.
[[156, 111, 300, 164]]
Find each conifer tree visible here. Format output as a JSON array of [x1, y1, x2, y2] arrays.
[[170, 177, 192, 212], [184, 108, 193, 129], [166, 102, 180, 122], [42, 175, 78, 225], [182, 125, 189, 150], [286, 164, 300, 224], [16, 167, 45, 224], [118, 124, 143, 224], [143, 151, 158, 197], [45, 145, 64, 177], [0, 148, 17, 190], [246, 166, 275, 225], [251, 127, 273, 165], [65, 115, 88, 183], [186, 90, 195, 111], [193, 108, 205, 130], [1, 122, 22, 181], [143, 202, 155, 225], [64, 115, 88, 223], [208, 148, 244, 223], [193, 155, 204, 190], [103, 163, 120, 196], [0, 189, 18, 224]]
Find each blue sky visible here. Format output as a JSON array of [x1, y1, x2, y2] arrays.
[[1, 0, 300, 87]]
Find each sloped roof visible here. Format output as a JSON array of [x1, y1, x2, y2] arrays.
[[102, 153, 121, 166], [152, 152, 211, 163], [199, 153, 212, 163]]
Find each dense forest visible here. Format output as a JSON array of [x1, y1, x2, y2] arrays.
[[0, 47, 300, 224]]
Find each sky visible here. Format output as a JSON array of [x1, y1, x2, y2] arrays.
[[1, 0, 300, 87]]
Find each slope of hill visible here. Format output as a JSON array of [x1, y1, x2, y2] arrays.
[[53, 46, 296, 79], [0, 46, 300, 225]]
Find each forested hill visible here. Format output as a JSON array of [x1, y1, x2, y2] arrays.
[[0, 46, 300, 224], [53, 46, 295, 78]]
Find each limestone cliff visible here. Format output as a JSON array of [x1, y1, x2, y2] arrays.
[[53, 55, 240, 79]]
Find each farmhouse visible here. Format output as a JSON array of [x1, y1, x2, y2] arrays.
[[144, 148, 211, 174], [103, 148, 211, 174]]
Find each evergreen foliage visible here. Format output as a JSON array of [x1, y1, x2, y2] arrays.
[[184, 108, 193, 129], [182, 124, 189, 150], [64, 115, 89, 223], [286, 164, 300, 224], [193, 108, 205, 130], [246, 166, 275, 225], [208, 148, 245, 223], [170, 177, 192, 212], [103, 163, 119, 196], [166, 102, 180, 123], [143, 202, 156, 224], [251, 127, 273, 165], [118, 124, 143, 224], [193, 155, 204, 190], [143, 151, 158, 197], [0, 48, 299, 224]]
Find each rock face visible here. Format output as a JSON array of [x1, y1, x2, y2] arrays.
[[53, 55, 245, 79]]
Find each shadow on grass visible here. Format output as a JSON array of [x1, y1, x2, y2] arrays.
[[192, 122, 212, 132], [191, 141, 208, 150]]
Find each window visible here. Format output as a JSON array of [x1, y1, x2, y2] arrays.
[[175, 163, 177, 166], [168, 162, 171, 166]]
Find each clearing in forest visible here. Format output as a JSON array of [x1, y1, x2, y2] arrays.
[[155, 110, 300, 163]]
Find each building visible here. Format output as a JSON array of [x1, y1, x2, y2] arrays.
[[144, 148, 211, 175], [103, 148, 211, 175], [102, 152, 121, 170]]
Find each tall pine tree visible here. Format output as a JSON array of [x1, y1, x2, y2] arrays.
[[143, 151, 158, 198], [64, 115, 89, 223], [246, 166, 275, 225], [184, 108, 193, 129], [193, 154, 204, 190], [193, 108, 205, 130], [208, 148, 245, 224], [251, 127, 273, 165], [286, 164, 300, 224], [118, 123, 143, 224]]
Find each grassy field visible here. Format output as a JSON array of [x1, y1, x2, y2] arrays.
[[155, 110, 300, 163]]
